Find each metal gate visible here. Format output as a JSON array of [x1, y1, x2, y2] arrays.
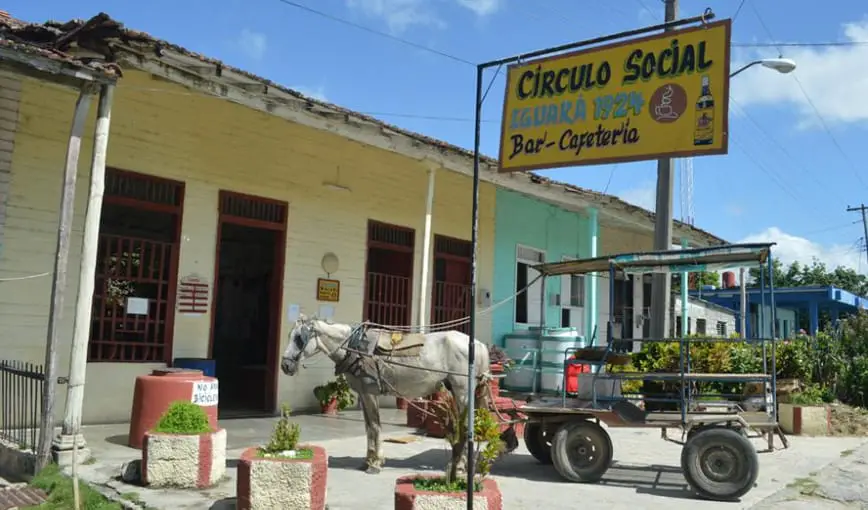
[[89, 169, 183, 363], [432, 235, 471, 334], [364, 221, 414, 327]]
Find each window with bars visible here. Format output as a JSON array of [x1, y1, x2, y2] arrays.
[[696, 318, 707, 335], [88, 169, 184, 363], [716, 321, 727, 337]]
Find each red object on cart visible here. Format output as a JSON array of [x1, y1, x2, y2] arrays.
[[565, 357, 592, 394]]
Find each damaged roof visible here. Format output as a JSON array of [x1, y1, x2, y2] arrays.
[[0, 11, 726, 246], [0, 10, 121, 80]]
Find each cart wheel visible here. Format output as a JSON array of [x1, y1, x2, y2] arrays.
[[681, 426, 759, 501], [551, 420, 613, 483], [523, 423, 553, 464]]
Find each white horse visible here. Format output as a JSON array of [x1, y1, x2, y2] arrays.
[[280, 315, 492, 474]]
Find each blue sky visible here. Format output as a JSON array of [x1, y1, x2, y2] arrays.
[[8, 0, 868, 271]]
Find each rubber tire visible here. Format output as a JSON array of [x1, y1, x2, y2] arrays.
[[681, 426, 759, 501], [551, 420, 613, 483], [523, 422, 553, 464]]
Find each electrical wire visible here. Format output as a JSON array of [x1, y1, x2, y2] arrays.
[[274, 0, 476, 67], [749, 2, 868, 191], [0, 272, 50, 282], [732, 0, 749, 22]]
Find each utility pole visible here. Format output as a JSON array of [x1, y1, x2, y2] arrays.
[[847, 204, 868, 265], [649, 0, 679, 340]]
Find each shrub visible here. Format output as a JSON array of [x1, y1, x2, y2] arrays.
[[430, 390, 505, 489], [260, 404, 308, 458], [313, 375, 355, 410], [152, 401, 211, 435]]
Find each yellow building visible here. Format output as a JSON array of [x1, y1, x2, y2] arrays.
[[0, 14, 724, 426]]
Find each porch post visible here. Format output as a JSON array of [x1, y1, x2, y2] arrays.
[[808, 301, 820, 337], [585, 207, 598, 345], [417, 165, 436, 329], [53, 84, 115, 466], [37, 86, 93, 471]]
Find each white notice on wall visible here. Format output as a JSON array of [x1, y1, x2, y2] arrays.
[[126, 297, 149, 316], [287, 303, 300, 322], [318, 304, 335, 320], [191, 380, 219, 407]]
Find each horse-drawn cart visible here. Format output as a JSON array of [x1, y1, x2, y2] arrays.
[[499, 243, 786, 502]]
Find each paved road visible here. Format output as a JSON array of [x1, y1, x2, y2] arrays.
[[752, 442, 868, 509], [70, 412, 866, 509]]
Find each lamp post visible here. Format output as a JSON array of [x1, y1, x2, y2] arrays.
[[730, 57, 797, 78], [650, 56, 798, 341]]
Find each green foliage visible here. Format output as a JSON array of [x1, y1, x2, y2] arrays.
[[790, 384, 829, 406], [433, 391, 505, 486], [312, 375, 355, 410], [608, 362, 642, 394], [151, 400, 211, 435], [776, 340, 812, 381], [834, 313, 868, 407], [29, 463, 123, 509], [260, 404, 303, 456]]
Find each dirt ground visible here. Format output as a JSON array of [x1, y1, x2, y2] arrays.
[[829, 403, 868, 436]]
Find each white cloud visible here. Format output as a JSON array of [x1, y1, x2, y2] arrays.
[[346, 0, 500, 32], [456, 0, 501, 16], [730, 19, 868, 127], [619, 183, 656, 212], [738, 227, 865, 273], [238, 29, 267, 61], [292, 85, 328, 102]]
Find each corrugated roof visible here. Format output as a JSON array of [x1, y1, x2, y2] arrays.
[[0, 11, 726, 246]]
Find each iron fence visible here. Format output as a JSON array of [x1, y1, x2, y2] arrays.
[[0, 360, 45, 451]]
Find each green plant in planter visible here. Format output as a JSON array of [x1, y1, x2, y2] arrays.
[[419, 391, 505, 492], [258, 404, 312, 459], [152, 401, 212, 434], [313, 375, 355, 410]]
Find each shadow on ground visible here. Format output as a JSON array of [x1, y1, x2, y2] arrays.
[[327, 448, 711, 502]]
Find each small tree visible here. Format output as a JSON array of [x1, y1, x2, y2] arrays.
[[432, 388, 505, 487]]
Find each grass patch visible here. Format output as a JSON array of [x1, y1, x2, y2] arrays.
[[256, 448, 313, 460], [412, 477, 481, 493], [786, 476, 820, 496], [24, 464, 122, 510]]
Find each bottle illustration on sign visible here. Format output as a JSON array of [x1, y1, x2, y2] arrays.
[[693, 75, 715, 146]]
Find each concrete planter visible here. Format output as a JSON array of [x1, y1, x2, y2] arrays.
[[142, 428, 226, 488], [236, 445, 327, 510], [779, 402, 832, 436], [394, 475, 502, 510]]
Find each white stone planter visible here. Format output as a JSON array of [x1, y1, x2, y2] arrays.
[[142, 428, 227, 488], [236, 445, 327, 510], [779, 403, 831, 436]]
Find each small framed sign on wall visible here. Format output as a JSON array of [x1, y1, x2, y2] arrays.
[[316, 278, 340, 302]]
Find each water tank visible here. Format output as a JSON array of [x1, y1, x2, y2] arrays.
[[722, 271, 736, 289]]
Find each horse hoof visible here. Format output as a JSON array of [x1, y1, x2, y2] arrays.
[[365, 466, 381, 475]]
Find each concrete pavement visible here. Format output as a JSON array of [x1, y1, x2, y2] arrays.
[[68, 410, 866, 509]]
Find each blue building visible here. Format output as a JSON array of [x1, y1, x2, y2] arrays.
[[691, 285, 868, 337]]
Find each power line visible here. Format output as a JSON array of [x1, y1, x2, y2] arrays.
[[732, 41, 868, 48], [273, 0, 476, 66], [749, 2, 868, 191], [732, 0, 749, 21], [728, 97, 846, 202]]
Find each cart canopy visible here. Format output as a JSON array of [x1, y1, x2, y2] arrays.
[[531, 243, 775, 276]]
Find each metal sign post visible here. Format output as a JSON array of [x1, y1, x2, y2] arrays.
[[467, 10, 726, 508]]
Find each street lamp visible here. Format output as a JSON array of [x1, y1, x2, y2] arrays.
[[730, 57, 797, 78]]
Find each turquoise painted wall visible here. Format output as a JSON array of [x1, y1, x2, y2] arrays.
[[491, 188, 590, 346]]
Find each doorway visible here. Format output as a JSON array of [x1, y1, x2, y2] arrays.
[[210, 191, 287, 417], [432, 235, 471, 334], [364, 220, 415, 326]]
